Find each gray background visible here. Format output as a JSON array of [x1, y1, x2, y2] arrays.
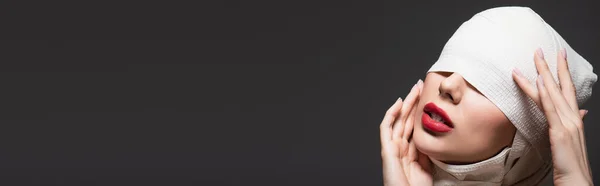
[[0, 0, 598, 185]]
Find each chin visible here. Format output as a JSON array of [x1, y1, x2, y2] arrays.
[[413, 123, 455, 162]]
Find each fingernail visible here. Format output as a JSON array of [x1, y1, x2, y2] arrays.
[[538, 75, 544, 87], [585, 110, 589, 116], [513, 68, 524, 77], [560, 48, 567, 59], [536, 48, 544, 59], [417, 79, 423, 87]]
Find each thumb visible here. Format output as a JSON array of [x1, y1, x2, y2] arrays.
[[579, 109, 588, 119]]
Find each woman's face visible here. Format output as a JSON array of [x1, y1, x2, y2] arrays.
[[413, 72, 517, 164]]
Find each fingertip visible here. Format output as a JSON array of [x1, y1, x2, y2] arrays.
[[513, 68, 524, 77], [408, 82, 421, 98], [536, 48, 545, 60], [394, 97, 404, 109], [512, 69, 530, 91], [389, 97, 403, 112], [560, 48, 567, 60], [512, 71, 521, 85]]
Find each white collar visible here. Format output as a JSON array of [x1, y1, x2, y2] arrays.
[[430, 147, 512, 184]]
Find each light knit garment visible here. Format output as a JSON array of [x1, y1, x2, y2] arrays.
[[426, 6, 597, 186]]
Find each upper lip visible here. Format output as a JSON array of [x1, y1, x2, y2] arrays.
[[424, 102, 454, 127]]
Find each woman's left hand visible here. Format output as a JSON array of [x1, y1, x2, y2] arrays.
[[512, 48, 593, 186]]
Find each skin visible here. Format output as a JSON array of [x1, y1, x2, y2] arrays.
[[380, 48, 593, 186], [513, 48, 592, 185], [412, 71, 516, 164]]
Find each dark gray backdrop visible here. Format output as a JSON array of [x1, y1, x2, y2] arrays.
[[0, 0, 598, 185]]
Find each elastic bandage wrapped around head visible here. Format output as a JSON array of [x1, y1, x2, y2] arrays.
[[427, 6, 597, 185]]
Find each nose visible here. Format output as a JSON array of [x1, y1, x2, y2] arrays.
[[438, 72, 464, 104]]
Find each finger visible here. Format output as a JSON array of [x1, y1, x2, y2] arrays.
[[382, 153, 409, 186], [579, 124, 592, 179], [557, 48, 579, 111], [538, 74, 586, 173], [381, 97, 403, 143], [404, 79, 423, 139], [575, 109, 592, 178], [536, 75, 563, 130], [579, 109, 588, 119], [534, 48, 579, 122], [512, 68, 541, 106], [408, 139, 417, 161], [417, 79, 424, 94], [393, 83, 420, 140], [416, 148, 432, 174], [537, 48, 594, 180], [570, 120, 591, 180], [582, 134, 593, 178], [403, 101, 419, 140], [537, 75, 585, 173]]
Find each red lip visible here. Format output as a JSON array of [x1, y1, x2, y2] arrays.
[[421, 102, 454, 133]]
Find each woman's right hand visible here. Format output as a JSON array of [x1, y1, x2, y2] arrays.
[[380, 79, 433, 186]]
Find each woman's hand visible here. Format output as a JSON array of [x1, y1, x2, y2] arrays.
[[512, 48, 593, 186], [380, 79, 432, 186]]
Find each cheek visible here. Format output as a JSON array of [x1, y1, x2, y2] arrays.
[[458, 98, 516, 152], [463, 99, 512, 133]]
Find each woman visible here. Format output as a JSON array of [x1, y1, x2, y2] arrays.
[[380, 7, 596, 186]]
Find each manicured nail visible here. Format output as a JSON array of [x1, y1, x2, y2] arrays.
[[536, 48, 544, 59], [417, 79, 423, 87], [538, 75, 544, 87], [585, 110, 589, 116], [513, 68, 524, 77], [560, 48, 567, 59]]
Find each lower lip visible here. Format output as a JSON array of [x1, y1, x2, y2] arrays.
[[421, 113, 453, 133]]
